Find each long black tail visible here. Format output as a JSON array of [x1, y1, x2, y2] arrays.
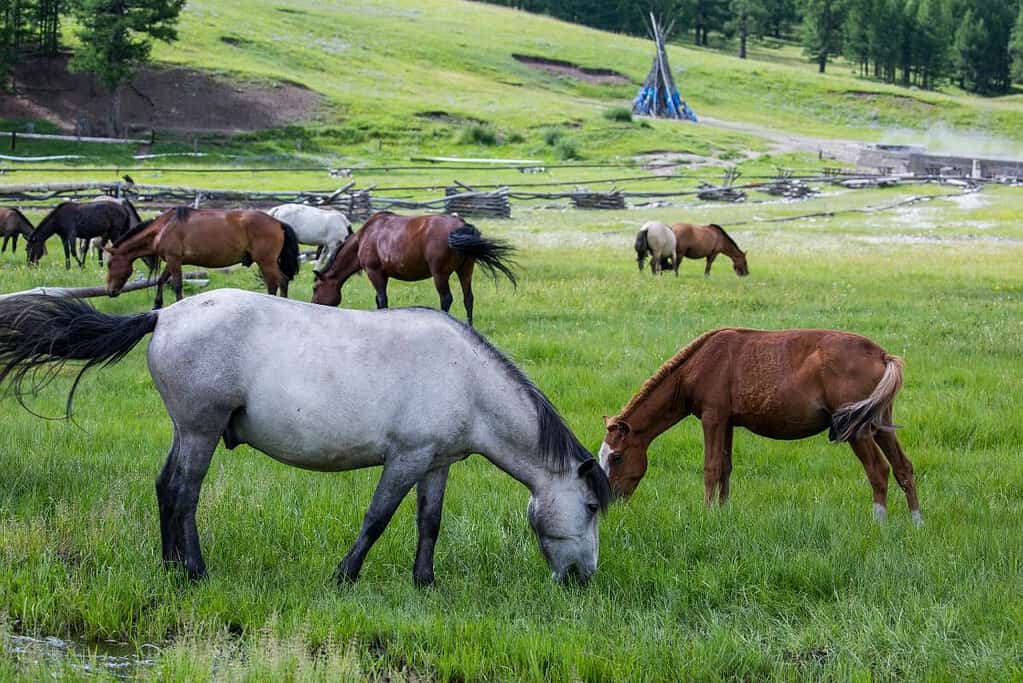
[[0, 294, 157, 418], [634, 229, 649, 264], [447, 224, 518, 286], [278, 222, 300, 281]]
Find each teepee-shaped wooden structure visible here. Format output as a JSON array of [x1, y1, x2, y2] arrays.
[[632, 13, 698, 121]]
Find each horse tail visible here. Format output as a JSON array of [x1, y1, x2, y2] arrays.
[[830, 354, 904, 442], [277, 221, 301, 281], [0, 294, 158, 419], [447, 224, 518, 286], [634, 229, 649, 263]]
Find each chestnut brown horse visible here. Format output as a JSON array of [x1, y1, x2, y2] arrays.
[[105, 206, 300, 308], [1, 207, 35, 255], [671, 222, 749, 277], [599, 328, 921, 525], [310, 211, 516, 326]]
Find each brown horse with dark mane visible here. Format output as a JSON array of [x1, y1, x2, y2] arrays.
[[599, 328, 921, 525], [105, 206, 300, 308], [1, 207, 35, 255], [310, 211, 516, 326], [672, 222, 749, 277]]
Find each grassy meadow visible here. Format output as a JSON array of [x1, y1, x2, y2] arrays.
[[1, 184, 1022, 680], [4, 0, 1023, 678]]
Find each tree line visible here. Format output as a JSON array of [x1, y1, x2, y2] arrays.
[[1, 0, 184, 132], [482, 0, 1023, 94]]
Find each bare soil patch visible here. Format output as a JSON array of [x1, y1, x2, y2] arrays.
[[2, 54, 323, 136], [512, 54, 631, 85], [845, 90, 935, 107]]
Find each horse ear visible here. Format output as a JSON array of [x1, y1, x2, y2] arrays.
[[602, 415, 613, 427], [577, 459, 596, 477], [312, 269, 323, 280]]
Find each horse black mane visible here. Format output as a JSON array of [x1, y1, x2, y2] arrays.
[[29, 202, 73, 240], [9, 208, 34, 229], [174, 206, 194, 222], [112, 217, 158, 246], [454, 317, 611, 512], [709, 223, 741, 251]]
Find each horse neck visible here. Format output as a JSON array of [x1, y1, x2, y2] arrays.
[[33, 208, 62, 239], [322, 232, 363, 285], [113, 224, 159, 257], [619, 366, 690, 446], [15, 212, 34, 237], [467, 370, 564, 495], [716, 233, 742, 260]]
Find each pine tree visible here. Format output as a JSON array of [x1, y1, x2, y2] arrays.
[[70, 0, 185, 134], [1012, 0, 1023, 83], [914, 0, 950, 89], [729, 0, 768, 57], [801, 0, 845, 72]]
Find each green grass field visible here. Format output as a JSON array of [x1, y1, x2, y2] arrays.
[[1, 184, 1022, 680]]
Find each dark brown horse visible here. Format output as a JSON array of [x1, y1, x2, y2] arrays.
[[0, 207, 35, 255], [27, 199, 141, 269], [599, 328, 921, 525], [310, 211, 516, 326], [105, 207, 300, 308], [671, 223, 749, 277]]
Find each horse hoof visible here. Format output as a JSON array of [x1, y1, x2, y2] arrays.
[[413, 572, 436, 588], [334, 566, 360, 585], [872, 503, 887, 522], [911, 510, 924, 528]]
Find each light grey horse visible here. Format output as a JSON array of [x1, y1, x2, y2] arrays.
[[266, 204, 352, 269], [0, 289, 610, 585]]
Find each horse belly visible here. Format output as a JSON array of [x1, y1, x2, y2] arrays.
[[230, 406, 388, 472]]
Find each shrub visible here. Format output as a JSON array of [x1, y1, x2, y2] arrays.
[[459, 124, 498, 146], [542, 127, 563, 146], [602, 107, 633, 123], [554, 139, 580, 160]]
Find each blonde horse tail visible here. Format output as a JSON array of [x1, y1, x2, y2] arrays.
[[830, 354, 904, 442]]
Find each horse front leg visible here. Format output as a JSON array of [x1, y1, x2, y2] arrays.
[[153, 268, 173, 309], [718, 426, 734, 505], [70, 233, 85, 268], [413, 465, 450, 587], [62, 237, 72, 270], [336, 453, 431, 584], [704, 253, 717, 277], [701, 415, 729, 506], [367, 268, 389, 309], [1, 235, 9, 253]]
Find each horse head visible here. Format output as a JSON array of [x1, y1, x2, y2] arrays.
[[598, 416, 649, 500], [310, 269, 342, 307], [733, 251, 749, 277], [104, 245, 135, 297]]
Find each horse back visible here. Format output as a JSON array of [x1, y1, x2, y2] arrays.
[[671, 222, 718, 258]]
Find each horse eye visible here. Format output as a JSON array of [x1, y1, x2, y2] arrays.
[[610, 452, 624, 465], [586, 503, 599, 515]]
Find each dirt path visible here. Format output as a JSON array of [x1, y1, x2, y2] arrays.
[[698, 115, 869, 163]]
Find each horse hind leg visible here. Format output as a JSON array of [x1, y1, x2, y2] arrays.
[[156, 425, 182, 564], [163, 428, 220, 580], [434, 273, 453, 314], [849, 436, 890, 522], [456, 261, 475, 327], [874, 421, 921, 526]]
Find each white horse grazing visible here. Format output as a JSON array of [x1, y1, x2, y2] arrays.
[[266, 204, 352, 269], [634, 221, 677, 276], [0, 289, 610, 586]]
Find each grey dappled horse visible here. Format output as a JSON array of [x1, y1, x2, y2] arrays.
[[0, 290, 610, 585]]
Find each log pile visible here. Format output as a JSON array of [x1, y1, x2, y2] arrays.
[[569, 189, 626, 210], [697, 182, 746, 203], [336, 190, 374, 222], [443, 186, 511, 218], [762, 179, 817, 199]]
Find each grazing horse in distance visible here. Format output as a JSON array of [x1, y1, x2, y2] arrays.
[[671, 222, 749, 277], [0, 207, 35, 255], [105, 207, 300, 308], [79, 196, 144, 266], [311, 211, 517, 327], [599, 328, 921, 525], [634, 222, 677, 275], [0, 289, 610, 585], [266, 203, 353, 269], [26, 199, 141, 269]]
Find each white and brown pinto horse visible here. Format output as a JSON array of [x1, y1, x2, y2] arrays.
[[0, 289, 610, 585], [600, 328, 921, 525], [634, 221, 677, 275]]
